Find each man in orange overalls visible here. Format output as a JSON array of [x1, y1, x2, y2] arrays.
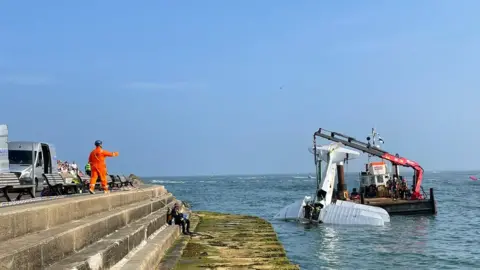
[[88, 140, 119, 194]]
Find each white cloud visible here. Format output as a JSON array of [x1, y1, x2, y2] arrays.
[[0, 75, 55, 86], [124, 81, 207, 91]]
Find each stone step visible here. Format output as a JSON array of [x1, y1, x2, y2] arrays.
[[0, 193, 175, 270], [46, 200, 179, 270], [0, 185, 166, 242], [117, 212, 199, 270], [155, 215, 200, 270]]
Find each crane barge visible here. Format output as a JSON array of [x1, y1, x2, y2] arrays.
[[314, 128, 437, 215]]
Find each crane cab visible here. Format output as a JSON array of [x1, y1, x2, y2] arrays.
[[359, 161, 391, 196]]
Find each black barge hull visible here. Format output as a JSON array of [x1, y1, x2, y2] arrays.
[[360, 188, 437, 216]]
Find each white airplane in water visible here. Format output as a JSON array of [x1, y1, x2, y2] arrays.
[[274, 142, 390, 226]]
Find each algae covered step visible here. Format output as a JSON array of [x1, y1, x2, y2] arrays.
[[0, 191, 174, 269], [169, 211, 299, 270]]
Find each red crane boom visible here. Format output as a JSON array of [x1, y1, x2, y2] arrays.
[[314, 128, 424, 199]]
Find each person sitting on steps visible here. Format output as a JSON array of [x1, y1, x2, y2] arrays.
[[170, 203, 191, 235]]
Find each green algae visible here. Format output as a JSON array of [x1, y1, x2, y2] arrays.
[[173, 211, 299, 270]]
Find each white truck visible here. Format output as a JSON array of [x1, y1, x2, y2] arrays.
[[0, 124, 59, 193], [8, 141, 59, 193]]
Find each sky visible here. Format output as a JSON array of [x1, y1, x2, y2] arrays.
[[1, 1, 480, 176]]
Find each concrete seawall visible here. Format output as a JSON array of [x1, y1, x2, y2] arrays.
[[0, 183, 297, 269]]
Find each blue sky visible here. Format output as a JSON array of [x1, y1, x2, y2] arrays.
[[1, 1, 480, 176]]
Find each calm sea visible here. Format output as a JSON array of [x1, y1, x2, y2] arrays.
[[143, 171, 480, 270]]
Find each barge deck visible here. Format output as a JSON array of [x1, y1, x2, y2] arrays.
[[360, 188, 437, 215]]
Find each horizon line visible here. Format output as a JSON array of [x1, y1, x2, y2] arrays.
[[136, 169, 479, 178]]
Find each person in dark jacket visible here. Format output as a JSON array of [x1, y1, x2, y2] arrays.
[[170, 203, 191, 235]]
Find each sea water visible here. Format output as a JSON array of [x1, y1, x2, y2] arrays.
[[144, 171, 480, 270]]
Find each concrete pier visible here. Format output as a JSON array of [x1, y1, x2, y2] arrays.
[[162, 211, 299, 270], [0, 185, 296, 269], [0, 185, 178, 270]]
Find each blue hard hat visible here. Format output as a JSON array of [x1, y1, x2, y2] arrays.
[[94, 140, 103, 146]]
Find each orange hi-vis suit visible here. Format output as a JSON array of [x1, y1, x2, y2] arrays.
[[88, 146, 119, 191]]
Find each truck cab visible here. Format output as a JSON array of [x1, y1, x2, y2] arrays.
[[8, 141, 58, 192]]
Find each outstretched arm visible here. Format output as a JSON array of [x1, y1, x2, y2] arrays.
[[102, 150, 119, 157]]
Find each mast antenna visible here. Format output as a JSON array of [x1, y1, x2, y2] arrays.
[[367, 126, 385, 161]]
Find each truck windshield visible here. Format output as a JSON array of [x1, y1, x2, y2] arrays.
[[8, 150, 36, 165]]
